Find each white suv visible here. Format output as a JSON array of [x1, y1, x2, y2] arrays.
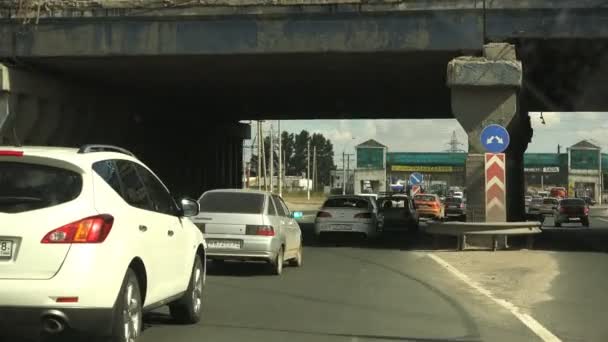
[[0, 145, 207, 341]]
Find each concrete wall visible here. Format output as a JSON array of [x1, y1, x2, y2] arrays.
[[354, 169, 386, 194], [0, 64, 248, 197]]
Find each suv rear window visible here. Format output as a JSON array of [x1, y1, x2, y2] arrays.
[[323, 197, 370, 209], [198, 192, 265, 214], [444, 197, 462, 204], [561, 199, 586, 206], [0, 162, 82, 213]]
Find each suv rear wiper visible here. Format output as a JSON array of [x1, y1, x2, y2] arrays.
[[0, 196, 45, 204]]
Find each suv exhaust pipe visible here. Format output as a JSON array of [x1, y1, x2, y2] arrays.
[[42, 315, 65, 334]]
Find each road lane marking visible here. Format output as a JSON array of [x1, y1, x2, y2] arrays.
[[427, 253, 561, 342]]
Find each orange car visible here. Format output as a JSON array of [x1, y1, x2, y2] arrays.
[[414, 194, 444, 220]]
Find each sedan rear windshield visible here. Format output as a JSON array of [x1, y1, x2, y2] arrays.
[[560, 199, 586, 206], [415, 195, 436, 202], [323, 198, 370, 209], [198, 192, 265, 214], [0, 162, 83, 213], [444, 197, 462, 204]]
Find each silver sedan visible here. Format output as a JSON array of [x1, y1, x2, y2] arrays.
[[192, 189, 303, 275]]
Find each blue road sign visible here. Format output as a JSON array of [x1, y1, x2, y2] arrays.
[[480, 124, 510, 153], [409, 172, 423, 185]]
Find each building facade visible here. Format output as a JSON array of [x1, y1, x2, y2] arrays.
[[353, 139, 387, 194]]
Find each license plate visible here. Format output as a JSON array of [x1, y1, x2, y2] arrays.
[[0, 240, 13, 258], [332, 224, 352, 231], [569, 217, 581, 221], [208, 240, 241, 249], [449, 205, 458, 209]]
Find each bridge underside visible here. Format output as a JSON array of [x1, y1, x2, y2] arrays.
[[2, 3, 608, 203]]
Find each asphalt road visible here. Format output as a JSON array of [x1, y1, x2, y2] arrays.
[[140, 245, 541, 342]]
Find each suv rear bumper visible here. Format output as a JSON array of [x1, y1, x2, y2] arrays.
[[0, 306, 113, 336]]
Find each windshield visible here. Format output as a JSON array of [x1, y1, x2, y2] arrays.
[[0, 162, 82, 213], [198, 192, 265, 214]]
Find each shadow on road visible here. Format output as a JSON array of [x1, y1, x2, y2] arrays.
[[206, 260, 274, 277], [204, 322, 481, 342]]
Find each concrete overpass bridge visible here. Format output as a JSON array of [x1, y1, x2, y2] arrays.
[[0, 0, 607, 220]]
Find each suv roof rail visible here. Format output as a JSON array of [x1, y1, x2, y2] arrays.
[[77, 144, 136, 157]]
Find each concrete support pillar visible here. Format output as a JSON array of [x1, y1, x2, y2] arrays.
[[447, 43, 524, 222]]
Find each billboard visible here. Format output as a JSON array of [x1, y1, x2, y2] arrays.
[[391, 165, 458, 172], [571, 150, 599, 170]]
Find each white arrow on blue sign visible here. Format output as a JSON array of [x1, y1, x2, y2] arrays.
[[480, 124, 510, 153], [409, 172, 423, 185]]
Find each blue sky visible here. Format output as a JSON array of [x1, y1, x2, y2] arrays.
[[245, 112, 608, 166]]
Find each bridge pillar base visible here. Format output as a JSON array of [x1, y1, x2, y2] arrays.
[[447, 43, 524, 224]]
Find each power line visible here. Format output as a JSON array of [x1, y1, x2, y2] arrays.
[[445, 130, 466, 153]]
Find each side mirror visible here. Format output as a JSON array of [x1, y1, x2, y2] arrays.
[[291, 211, 304, 219], [180, 198, 199, 217]]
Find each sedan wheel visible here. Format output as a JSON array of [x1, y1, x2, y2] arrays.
[[271, 247, 284, 275], [289, 245, 303, 267]]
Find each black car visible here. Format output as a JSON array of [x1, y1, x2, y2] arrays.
[[554, 198, 590, 227], [377, 196, 419, 232], [579, 196, 597, 206], [444, 197, 466, 221]]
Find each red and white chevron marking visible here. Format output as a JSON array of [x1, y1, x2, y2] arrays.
[[485, 153, 506, 221]]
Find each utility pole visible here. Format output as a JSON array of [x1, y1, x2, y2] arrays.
[[257, 121, 262, 190], [261, 125, 267, 191], [313, 145, 317, 193], [345, 153, 354, 194], [270, 123, 274, 193], [283, 151, 287, 193], [342, 152, 346, 195], [278, 120, 282, 197], [307, 139, 311, 200]]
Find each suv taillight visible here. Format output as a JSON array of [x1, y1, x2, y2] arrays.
[[316, 211, 332, 218], [246, 225, 275, 236], [354, 213, 372, 219], [460, 203, 465, 209], [41, 215, 114, 244], [584, 207, 589, 215]]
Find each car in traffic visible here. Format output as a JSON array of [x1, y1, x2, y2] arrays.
[[0, 145, 206, 341], [314, 195, 379, 240], [525, 195, 533, 207], [528, 197, 543, 215], [193, 189, 303, 275], [413, 194, 444, 220], [376, 195, 419, 232], [540, 197, 559, 215], [444, 197, 466, 221], [554, 198, 590, 227], [579, 196, 597, 206], [550, 187, 567, 199]]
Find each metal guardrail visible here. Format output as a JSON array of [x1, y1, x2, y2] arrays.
[[424, 221, 543, 251]]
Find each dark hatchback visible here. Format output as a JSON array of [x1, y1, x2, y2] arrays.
[[554, 198, 590, 227], [444, 197, 466, 221], [377, 196, 419, 232]]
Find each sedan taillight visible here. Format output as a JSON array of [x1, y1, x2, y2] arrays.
[[316, 211, 332, 218], [246, 225, 275, 236], [41, 215, 114, 244]]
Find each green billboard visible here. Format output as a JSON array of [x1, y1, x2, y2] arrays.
[[571, 150, 599, 170], [357, 148, 384, 169]]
